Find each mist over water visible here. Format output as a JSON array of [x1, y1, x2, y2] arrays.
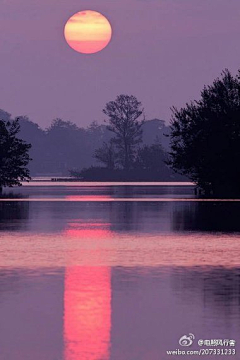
[[0, 184, 239, 359]]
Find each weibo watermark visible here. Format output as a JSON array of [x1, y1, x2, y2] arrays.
[[179, 333, 195, 347], [166, 333, 236, 356]]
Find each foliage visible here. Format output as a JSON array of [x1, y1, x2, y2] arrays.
[[45, 119, 90, 174], [0, 118, 31, 188], [47, 118, 79, 133], [74, 141, 182, 181], [168, 69, 240, 197], [135, 142, 166, 170], [94, 141, 117, 169], [0, 106, 169, 177], [103, 94, 144, 169], [75, 165, 180, 182], [9, 116, 167, 176]]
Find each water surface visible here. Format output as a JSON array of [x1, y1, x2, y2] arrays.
[[0, 183, 239, 359]]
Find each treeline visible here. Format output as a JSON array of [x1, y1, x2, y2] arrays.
[[0, 108, 174, 178], [72, 143, 177, 181], [2, 67, 240, 196], [71, 94, 185, 181]]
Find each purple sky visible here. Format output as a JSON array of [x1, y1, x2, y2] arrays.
[[1, 0, 240, 128]]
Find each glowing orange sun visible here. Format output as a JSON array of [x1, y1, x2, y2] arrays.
[[64, 10, 112, 54]]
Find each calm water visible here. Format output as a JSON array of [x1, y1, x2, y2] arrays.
[[0, 183, 239, 360]]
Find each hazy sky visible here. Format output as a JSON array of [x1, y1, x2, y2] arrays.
[[1, 0, 240, 128]]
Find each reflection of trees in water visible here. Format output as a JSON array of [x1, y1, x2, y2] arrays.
[[33, 200, 172, 234], [108, 201, 172, 233], [112, 186, 135, 198], [170, 266, 240, 316], [59, 200, 172, 234], [0, 201, 29, 231], [109, 202, 138, 232], [111, 185, 194, 198], [172, 202, 240, 232]]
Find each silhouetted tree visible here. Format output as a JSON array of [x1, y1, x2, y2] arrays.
[[135, 142, 166, 170], [168, 69, 240, 197], [103, 95, 144, 170], [0, 109, 11, 122], [0, 118, 31, 192], [94, 141, 117, 169]]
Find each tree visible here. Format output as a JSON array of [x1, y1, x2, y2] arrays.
[[94, 141, 117, 169], [135, 141, 166, 171], [168, 69, 240, 197], [0, 118, 31, 191], [103, 94, 144, 170], [46, 118, 89, 174], [0, 109, 11, 122], [18, 116, 46, 175]]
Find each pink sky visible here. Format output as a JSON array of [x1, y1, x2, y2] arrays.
[[0, 0, 240, 127]]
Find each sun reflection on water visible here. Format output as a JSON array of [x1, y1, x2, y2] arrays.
[[64, 266, 111, 360]]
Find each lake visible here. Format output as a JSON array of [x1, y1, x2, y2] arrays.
[[0, 183, 239, 360]]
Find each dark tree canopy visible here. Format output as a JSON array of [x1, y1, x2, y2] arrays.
[[94, 141, 117, 170], [135, 142, 166, 171], [0, 118, 31, 189], [103, 94, 144, 169], [168, 69, 240, 197]]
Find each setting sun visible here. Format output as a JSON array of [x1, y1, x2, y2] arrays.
[[64, 10, 112, 54]]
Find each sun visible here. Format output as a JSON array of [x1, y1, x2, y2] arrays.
[[64, 10, 112, 54]]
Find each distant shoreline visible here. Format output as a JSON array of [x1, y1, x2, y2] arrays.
[[20, 179, 195, 187]]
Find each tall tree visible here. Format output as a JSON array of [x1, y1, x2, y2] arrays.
[[168, 69, 240, 197], [0, 118, 31, 191], [103, 94, 144, 170]]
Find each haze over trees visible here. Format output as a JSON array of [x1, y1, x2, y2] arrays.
[[18, 116, 112, 176], [0, 108, 171, 178], [0, 93, 183, 182], [1, 69, 240, 190], [0, 118, 31, 192], [76, 95, 176, 181], [168, 69, 240, 197]]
